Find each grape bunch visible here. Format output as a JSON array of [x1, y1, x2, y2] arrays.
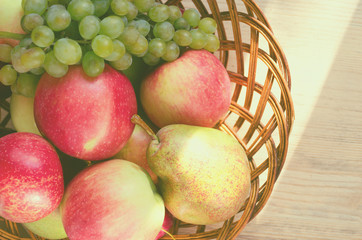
[[0, 0, 220, 87]]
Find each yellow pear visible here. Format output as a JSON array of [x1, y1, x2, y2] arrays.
[[147, 124, 251, 225]]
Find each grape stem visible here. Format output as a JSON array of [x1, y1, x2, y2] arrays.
[[0, 31, 26, 40]]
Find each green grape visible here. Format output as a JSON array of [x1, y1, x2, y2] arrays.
[[21, 13, 44, 33], [111, 0, 129, 16], [173, 17, 190, 30], [20, 47, 45, 69], [148, 4, 169, 23], [46, 4, 72, 31], [18, 38, 33, 47], [48, 0, 71, 5], [183, 8, 200, 28], [142, 52, 160, 66], [127, 20, 137, 28], [189, 28, 207, 49], [67, 0, 95, 21], [23, 0, 48, 15], [82, 51, 105, 77], [0, 65, 17, 86], [31, 25, 55, 48], [30, 67, 45, 75], [168, 5, 182, 24], [134, 0, 155, 13], [15, 73, 40, 98], [79, 15, 100, 40], [43, 51, 69, 78], [153, 21, 175, 42], [162, 41, 179, 62], [173, 29, 192, 46], [199, 17, 217, 34], [126, 2, 138, 21], [92, 0, 111, 17], [134, 19, 150, 36], [11, 46, 31, 73], [118, 26, 140, 46], [127, 35, 148, 56], [105, 39, 126, 61], [99, 15, 124, 39], [148, 38, 166, 58], [91, 35, 114, 58], [54, 38, 82, 65], [204, 33, 220, 52], [109, 52, 132, 70], [0, 44, 13, 63]]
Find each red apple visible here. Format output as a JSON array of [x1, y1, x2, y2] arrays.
[[34, 64, 137, 161], [113, 124, 157, 183], [0, 0, 24, 46], [140, 49, 231, 128], [155, 209, 173, 240], [0, 132, 64, 223], [61, 159, 165, 240]]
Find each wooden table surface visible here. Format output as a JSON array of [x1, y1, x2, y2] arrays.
[[234, 0, 362, 239]]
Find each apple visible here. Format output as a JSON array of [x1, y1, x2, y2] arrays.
[[113, 124, 157, 183], [0, 0, 24, 46], [0, 132, 64, 223], [60, 159, 165, 240], [140, 49, 231, 128], [34, 64, 137, 161], [10, 93, 41, 135], [22, 206, 67, 240], [155, 209, 173, 240]]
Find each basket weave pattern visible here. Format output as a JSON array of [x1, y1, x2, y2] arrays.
[[0, 0, 294, 239]]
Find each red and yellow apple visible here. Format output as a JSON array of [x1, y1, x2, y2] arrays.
[[34, 64, 137, 161], [60, 159, 165, 240], [0, 0, 24, 46], [140, 49, 231, 128], [0, 132, 63, 223]]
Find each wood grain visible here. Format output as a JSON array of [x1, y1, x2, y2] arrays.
[[234, 0, 362, 239]]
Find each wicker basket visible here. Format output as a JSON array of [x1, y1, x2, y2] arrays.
[[0, 0, 294, 239]]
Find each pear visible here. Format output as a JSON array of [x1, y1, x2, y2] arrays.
[[147, 124, 251, 225]]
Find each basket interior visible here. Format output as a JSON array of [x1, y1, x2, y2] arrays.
[[0, 0, 294, 239]]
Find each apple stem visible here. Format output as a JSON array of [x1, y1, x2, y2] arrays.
[[0, 31, 26, 41], [131, 114, 159, 142]]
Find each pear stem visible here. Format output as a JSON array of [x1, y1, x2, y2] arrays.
[[0, 31, 26, 40], [161, 228, 176, 240], [131, 114, 159, 142]]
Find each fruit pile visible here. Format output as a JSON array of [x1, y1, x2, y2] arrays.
[[0, 0, 251, 240], [0, 0, 220, 81]]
